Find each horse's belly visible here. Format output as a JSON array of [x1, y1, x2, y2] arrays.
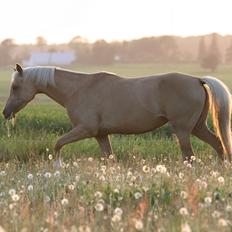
[[99, 115, 167, 134]]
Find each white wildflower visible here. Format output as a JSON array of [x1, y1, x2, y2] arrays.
[[27, 173, 33, 180], [61, 198, 69, 206], [142, 165, 150, 173], [217, 176, 225, 185], [134, 219, 143, 230], [181, 223, 192, 232], [180, 191, 188, 199], [94, 191, 103, 198], [114, 207, 123, 216], [156, 165, 167, 174], [44, 172, 51, 178], [68, 184, 75, 191], [212, 210, 221, 218], [0, 171, 6, 176], [8, 189, 16, 196], [54, 171, 61, 177], [190, 156, 196, 161], [27, 185, 33, 191], [204, 196, 212, 205], [226, 205, 232, 212], [11, 194, 20, 202], [134, 192, 143, 200], [179, 207, 188, 216], [88, 157, 93, 162], [218, 218, 228, 227], [179, 172, 184, 179], [111, 214, 121, 222], [95, 203, 104, 212]]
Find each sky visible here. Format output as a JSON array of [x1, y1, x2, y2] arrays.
[[0, 0, 232, 44]]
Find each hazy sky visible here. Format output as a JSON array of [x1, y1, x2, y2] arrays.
[[1, 0, 232, 44]]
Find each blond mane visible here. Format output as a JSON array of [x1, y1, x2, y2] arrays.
[[23, 66, 56, 87]]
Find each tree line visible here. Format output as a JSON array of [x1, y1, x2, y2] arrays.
[[0, 33, 232, 71]]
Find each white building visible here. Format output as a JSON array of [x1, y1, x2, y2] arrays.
[[23, 51, 76, 66]]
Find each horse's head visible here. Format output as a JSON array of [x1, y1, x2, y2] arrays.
[[2, 64, 37, 119]]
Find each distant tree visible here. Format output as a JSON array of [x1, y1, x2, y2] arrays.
[[69, 36, 88, 44], [36, 36, 47, 46], [69, 36, 91, 64], [225, 39, 232, 63], [0, 38, 15, 66], [92, 40, 114, 65], [201, 33, 221, 72], [197, 36, 207, 63], [158, 36, 180, 62]]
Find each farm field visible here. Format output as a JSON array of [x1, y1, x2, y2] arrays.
[[0, 63, 232, 231]]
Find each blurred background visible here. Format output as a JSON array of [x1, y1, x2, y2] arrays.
[[1, 0, 232, 104], [0, 0, 232, 69]]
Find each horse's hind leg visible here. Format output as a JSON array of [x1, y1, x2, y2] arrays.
[[191, 88, 224, 161], [95, 135, 113, 156], [173, 129, 195, 161], [192, 123, 224, 161]]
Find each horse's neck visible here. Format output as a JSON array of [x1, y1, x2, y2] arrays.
[[39, 69, 86, 107]]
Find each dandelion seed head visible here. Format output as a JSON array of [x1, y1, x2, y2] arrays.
[[48, 154, 53, 160], [212, 210, 221, 218], [11, 194, 20, 202], [95, 203, 104, 212], [134, 192, 143, 200], [27, 185, 33, 191], [68, 184, 75, 191], [27, 173, 33, 180], [111, 214, 121, 222], [44, 172, 51, 178], [156, 165, 167, 174], [204, 196, 212, 204], [142, 165, 150, 173], [218, 218, 228, 227], [181, 222, 192, 232], [61, 198, 69, 206], [94, 191, 103, 198], [179, 207, 188, 216], [54, 171, 60, 178], [180, 191, 188, 199], [217, 176, 225, 185], [114, 207, 123, 216], [88, 157, 93, 162], [134, 218, 144, 230], [8, 189, 16, 196]]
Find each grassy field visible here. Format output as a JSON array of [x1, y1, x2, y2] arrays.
[[0, 63, 232, 231]]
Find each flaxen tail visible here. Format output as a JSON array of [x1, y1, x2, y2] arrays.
[[201, 76, 232, 161]]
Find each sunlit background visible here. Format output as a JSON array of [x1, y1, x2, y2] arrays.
[[1, 0, 232, 44], [0, 0, 232, 73]]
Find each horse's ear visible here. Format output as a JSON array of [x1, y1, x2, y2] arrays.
[[15, 64, 23, 76]]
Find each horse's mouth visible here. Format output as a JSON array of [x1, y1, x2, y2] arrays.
[[3, 110, 15, 120]]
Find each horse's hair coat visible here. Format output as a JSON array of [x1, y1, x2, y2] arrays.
[[22, 67, 56, 87]]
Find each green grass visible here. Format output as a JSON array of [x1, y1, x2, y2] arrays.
[[0, 63, 232, 231]]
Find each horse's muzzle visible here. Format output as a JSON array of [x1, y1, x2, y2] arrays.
[[2, 108, 12, 120]]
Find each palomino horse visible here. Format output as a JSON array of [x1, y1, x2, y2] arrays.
[[2, 64, 232, 163]]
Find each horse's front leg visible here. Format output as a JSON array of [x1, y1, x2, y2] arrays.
[[53, 125, 95, 167]]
